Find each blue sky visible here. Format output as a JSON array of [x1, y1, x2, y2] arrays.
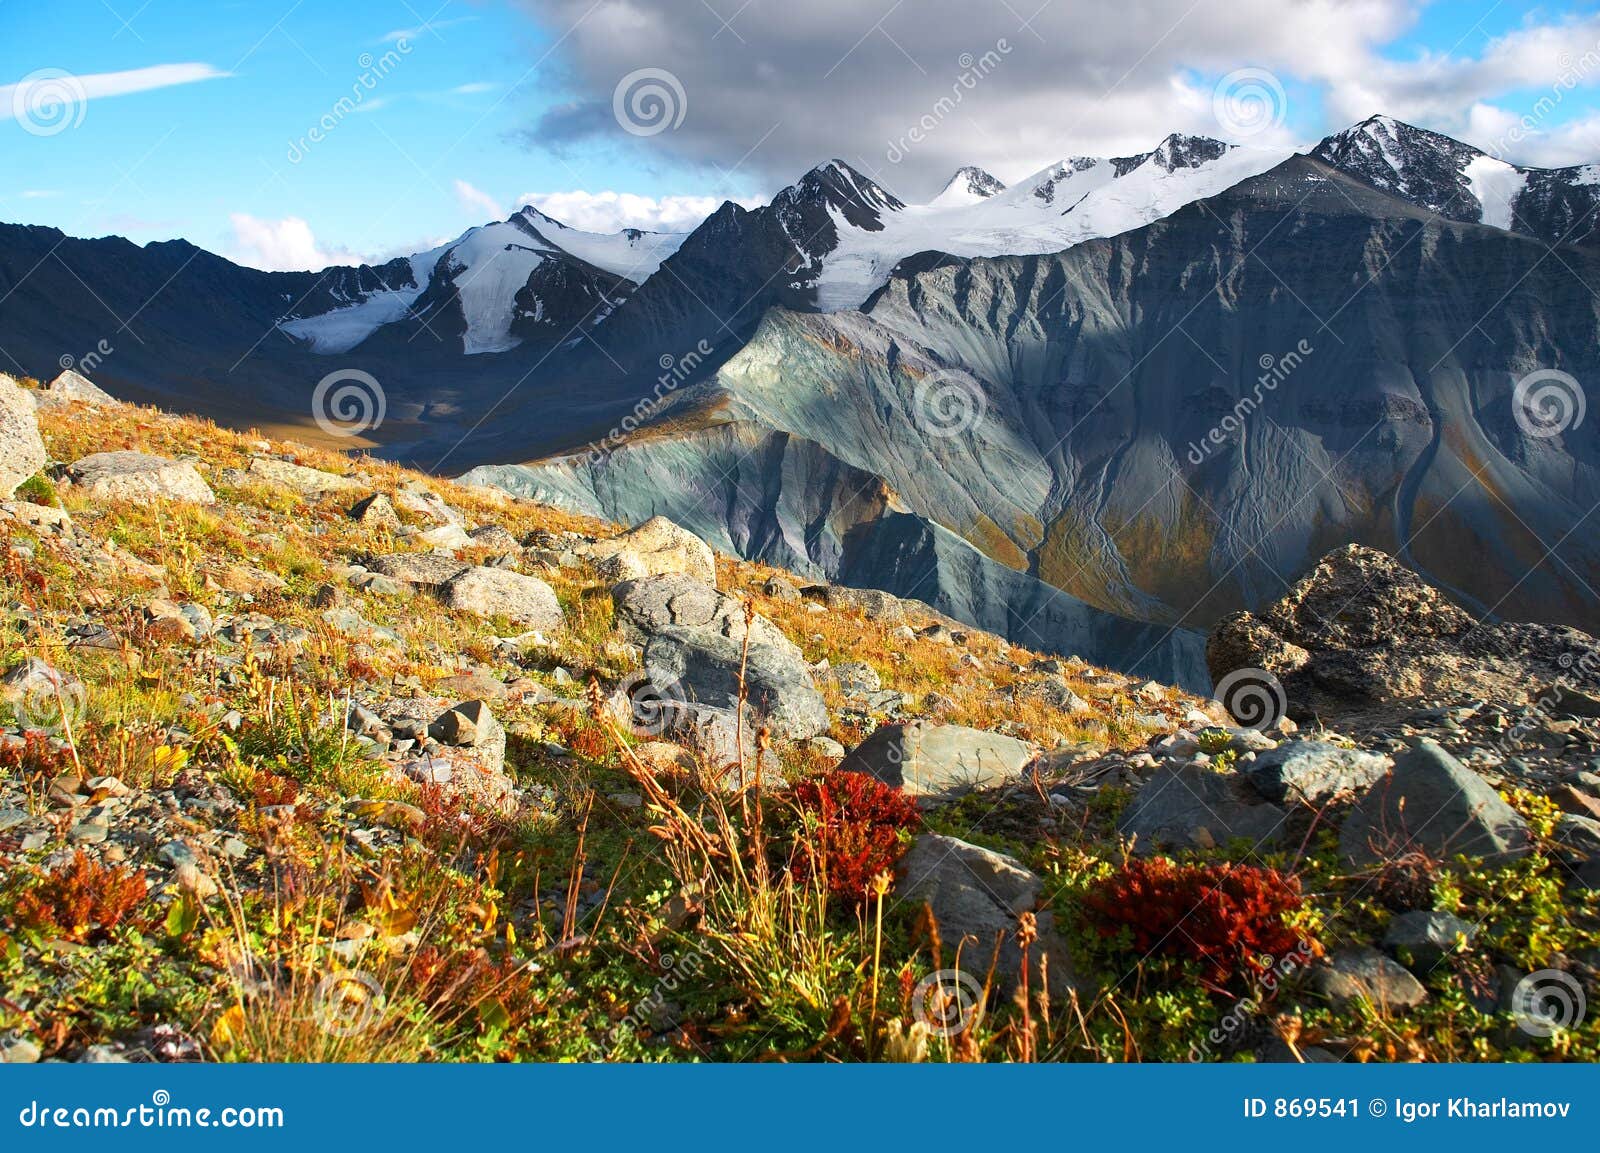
[[6, 1, 1600, 270]]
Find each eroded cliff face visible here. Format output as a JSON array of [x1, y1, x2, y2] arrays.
[[469, 157, 1600, 688]]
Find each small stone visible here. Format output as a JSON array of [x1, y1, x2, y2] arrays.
[[431, 700, 497, 747], [0, 1037, 43, 1064]]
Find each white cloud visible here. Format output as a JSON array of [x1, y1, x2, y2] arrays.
[[517, 190, 737, 232], [451, 82, 498, 95], [514, 0, 1600, 196], [380, 16, 477, 44], [0, 63, 227, 121], [453, 179, 506, 221], [226, 214, 374, 272]]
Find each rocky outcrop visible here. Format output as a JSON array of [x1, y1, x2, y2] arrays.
[[39, 369, 118, 407], [1208, 545, 1600, 723], [68, 452, 215, 505]]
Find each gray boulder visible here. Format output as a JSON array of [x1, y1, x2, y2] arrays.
[[247, 456, 363, 495], [0, 375, 48, 497], [839, 721, 1034, 803], [1246, 740, 1391, 804], [1383, 910, 1477, 970], [898, 833, 1075, 995], [1314, 946, 1428, 1010], [613, 574, 795, 655], [441, 566, 565, 629], [642, 630, 827, 741], [1339, 739, 1532, 864], [68, 451, 215, 504], [1119, 763, 1287, 852]]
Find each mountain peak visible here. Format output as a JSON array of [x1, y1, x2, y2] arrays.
[[780, 160, 906, 219], [930, 166, 1006, 207]]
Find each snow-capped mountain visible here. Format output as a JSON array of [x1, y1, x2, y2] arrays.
[[281, 207, 688, 355], [930, 166, 1007, 207], [1312, 114, 1600, 246], [773, 136, 1293, 309]]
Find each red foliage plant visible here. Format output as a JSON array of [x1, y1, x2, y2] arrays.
[[12, 851, 149, 942], [786, 771, 921, 902], [1080, 858, 1313, 989]]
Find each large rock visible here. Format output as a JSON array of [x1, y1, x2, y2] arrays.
[[441, 566, 565, 629], [1313, 947, 1428, 1010], [1207, 545, 1600, 723], [367, 553, 471, 590], [1339, 739, 1532, 864], [898, 833, 1075, 995], [1245, 740, 1391, 805], [1383, 910, 1477, 970], [586, 515, 716, 587], [613, 574, 795, 655], [68, 451, 215, 504], [1119, 763, 1287, 852], [839, 721, 1034, 803], [40, 369, 117, 406], [247, 456, 364, 495], [641, 631, 827, 741], [0, 375, 48, 497], [614, 574, 826, 741]]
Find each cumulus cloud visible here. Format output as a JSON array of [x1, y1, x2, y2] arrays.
[[517, 190, 736, 232], [511, 0, 1600, 198], [226, 214, 374, 272]]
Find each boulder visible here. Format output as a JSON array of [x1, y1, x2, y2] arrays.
[[349, 493, 401, 530], [467, 524, 521, 552], [1339, 739, 1532, 864], [1313, 947, 1428, 1010], [898, 833, 1075, 995], [441, 566, 565, 629], [68, 451, 215, 504], [1119, 763, 1287, 852], [247, 456, 363, 495], [823, 585, 904, 623], [1383, 910, 1477, 970], [40, 368, 117, 406], [1245, 740, 1391, 805], [367, 553, 471, 590], [0, 375, 48, 497], [587, 516, 716, 587], [641, 631, 828, 741], [839, 721, 1034, 803], [613, 574, 795, 656]]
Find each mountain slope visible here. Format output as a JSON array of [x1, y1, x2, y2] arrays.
[[476, 153, 1600, 679]]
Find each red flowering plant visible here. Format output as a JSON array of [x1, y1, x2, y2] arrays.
[[781, 772, 922, 903]]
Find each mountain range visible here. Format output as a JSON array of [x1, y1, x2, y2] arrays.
[[4, 114, 1597, 689]]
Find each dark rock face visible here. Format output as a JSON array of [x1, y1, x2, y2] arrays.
[[1207, 544, 1600, 724]]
